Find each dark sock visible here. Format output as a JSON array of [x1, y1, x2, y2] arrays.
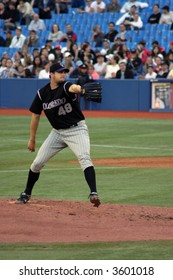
[[84, 166, 97, 193], [24, 169, 40, 195]]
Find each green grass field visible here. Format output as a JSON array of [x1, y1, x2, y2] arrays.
[[0, 115, 173, 260]]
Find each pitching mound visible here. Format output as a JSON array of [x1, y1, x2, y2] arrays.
[[1, 199, 173, 243], [70, 157, 173, 168]]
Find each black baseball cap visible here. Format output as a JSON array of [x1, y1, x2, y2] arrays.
[[50, 63, 69, 73]]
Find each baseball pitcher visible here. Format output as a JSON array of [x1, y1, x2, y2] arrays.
[[16, 63, 101, 207]]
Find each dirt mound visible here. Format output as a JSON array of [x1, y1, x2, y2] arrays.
[[1, 199, 173, 243], [92, 157, 173, 168]]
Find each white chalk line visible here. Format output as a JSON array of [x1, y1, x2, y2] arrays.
[[92, 144, 173, 151]]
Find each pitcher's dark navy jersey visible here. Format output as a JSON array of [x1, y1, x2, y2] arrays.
[[30, 81, 85, 129]]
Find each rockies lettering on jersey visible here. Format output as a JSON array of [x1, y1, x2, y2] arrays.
[[43, 97, 66, 110], [29, 81, 85, 129]]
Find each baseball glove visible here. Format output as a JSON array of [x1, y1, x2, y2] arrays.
[[81, 82, 102, 103]]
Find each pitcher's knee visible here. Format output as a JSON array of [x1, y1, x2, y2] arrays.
[[30, 160, 44, 173], [78, 154, 93, 171]]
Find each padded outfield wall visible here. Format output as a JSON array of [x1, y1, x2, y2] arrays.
[[0, 79, 151, 111]]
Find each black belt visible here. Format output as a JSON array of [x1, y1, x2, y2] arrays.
[[69, 123, 78, 128], [56, 123, 78, 130]]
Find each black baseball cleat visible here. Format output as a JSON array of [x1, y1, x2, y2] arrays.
[[89, 192, 101, 207], [16, 192, 31, 204]]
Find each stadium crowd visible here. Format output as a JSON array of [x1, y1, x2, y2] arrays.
[[0, 0, 173, 80]]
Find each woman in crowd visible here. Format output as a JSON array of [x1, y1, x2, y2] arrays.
[[48, 23, 64, 42], [31, 55, 43, 77]]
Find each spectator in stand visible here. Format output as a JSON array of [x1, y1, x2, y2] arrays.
[[63, 51, 75, 76], [110, 37, 123, 55], [28, 13, 46, 32], [144, 64, 157, 80], [100, 39, 111, 56], [24, 29, 39, 47], [115, 59, 134, 79], [88, 64, 100, 79], [23, 54, 33, 70], [32, 48, 40, 58], [9, 26, 26, 48], [39, 47, 49, 63], [48, 23, 64, 42], [21, 44, 32, 59], [42, 39, 54, 54], [136, 40, 151, 64], [54, 45, 63, 63], [91, 25, 105, 48], [116, 4, 137, 26], [11, 50, 24, 64], [141, 55, 153, 76], [104, 54, 120, 79], [13, 63, 26, 78], [123, 11, 143, 30], [151, 45, 164, 62], [37, 0, 55, 19], [106, 0, 121, 12], [70, 42, 80, 62], [126, 48, 143, 77], [3, 2, 20, 30], [120, 0, 148, 14], [159, 6, 173, 25], [55, 0, 69, 14], [69, 60, 83, 78], [78, 42, 96, 64], [151, 40, 166, 58], [153, 55, 163, 73], [77, 0, 92, 14], [147, 4, 161, 24], [114, 23, 131, 42], [76, 64, 93, 86], [0, 58, 16, 78], [94, 54, 107, 78], [60, 37, 74, 55], [117, 43, 130, 60], [156, 61, 169, 78], [17, 0, 34, 26], [61, 24, 77, 43], [90, 0, 106, 13], [104, 22, 118, 43], [31, 55, 43, 77], [38, 60, 50, 78]]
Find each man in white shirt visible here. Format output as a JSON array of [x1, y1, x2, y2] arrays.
[[94, 54, 107, 78], [90, 0, 106, 13], [9, 27, 26, 48], [120, 0, 148, 14], [28, 13, 46, 32], [145, 64, 157, 80], [124, 11, 143, 30], [116, 5, 137, 25], [159, 6, 173, 25]]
